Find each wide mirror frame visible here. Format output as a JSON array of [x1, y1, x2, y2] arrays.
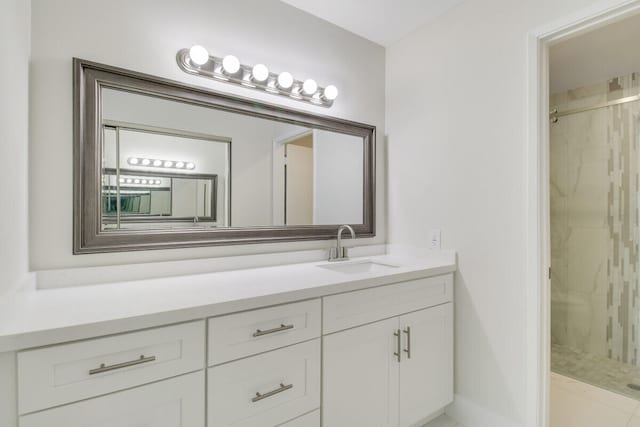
[[73, 58, 375, 253]]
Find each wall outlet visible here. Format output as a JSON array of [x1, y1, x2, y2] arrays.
[[429, 229, 441, 250]]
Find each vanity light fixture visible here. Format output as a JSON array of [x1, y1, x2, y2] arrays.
[[188, 45, 210, 66], [176, 46, 338, 107], [251, 64, 269, 83], [302, 79, 318, 95], [222, 55, 241, 75], [127, 157, 196, 170]]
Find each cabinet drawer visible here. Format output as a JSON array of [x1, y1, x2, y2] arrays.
[[20, 371, 205, 427], [208, 299, 320, 365], [323, 274, 453, 334], [18, 321, 205, 414], [208, 339, 321, 427], [278, 410, 320, 427]]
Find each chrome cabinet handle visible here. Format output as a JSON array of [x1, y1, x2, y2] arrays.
[[252, 323, 294, 337], [393, 329, 401, 363], [251, 383, 293, 402], [403, 327, 411, 359], [89, 354, 156, 375]]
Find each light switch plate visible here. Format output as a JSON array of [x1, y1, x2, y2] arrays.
[[429, 229, 441, 249]]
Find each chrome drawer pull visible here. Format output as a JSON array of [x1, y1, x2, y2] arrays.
[[89, 355, 156, 375], [251, 383, 293, 402], [393, 329, 401, 363], [252, 323, 294, 337], [403, 327, 411, 359]]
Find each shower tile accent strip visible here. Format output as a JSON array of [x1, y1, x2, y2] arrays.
[[550, 72, 640, 384]]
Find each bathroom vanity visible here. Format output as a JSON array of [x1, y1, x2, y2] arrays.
[[0, 253, 455, 427]]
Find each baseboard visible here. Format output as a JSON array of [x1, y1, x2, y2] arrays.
[[446, 394, 519, 427]]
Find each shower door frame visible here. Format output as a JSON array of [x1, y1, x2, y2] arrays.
[[528, 2, 640, 427]]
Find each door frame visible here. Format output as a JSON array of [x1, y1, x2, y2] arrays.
[[527, 2, 640, 426], [272, 130, 314, 225]]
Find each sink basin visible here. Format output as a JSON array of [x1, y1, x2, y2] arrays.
[[317, 260, 399, 274]]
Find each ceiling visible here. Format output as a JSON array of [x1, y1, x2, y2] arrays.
[[279, 0, 465, 47], [550, 12, 640, 94]]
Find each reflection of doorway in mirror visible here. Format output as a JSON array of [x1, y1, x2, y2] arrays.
[[284, 134, 314, 225]]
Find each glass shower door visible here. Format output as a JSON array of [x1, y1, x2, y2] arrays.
[[550, 80, 640, 398]]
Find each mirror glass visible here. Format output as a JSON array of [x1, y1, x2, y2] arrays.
[[100, 87, 364, 232]]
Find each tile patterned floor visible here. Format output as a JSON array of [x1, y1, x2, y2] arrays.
[[551, 372, 640, 427], [552, 343, 640, 400]]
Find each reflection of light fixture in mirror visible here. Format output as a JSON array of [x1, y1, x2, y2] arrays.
[[118, 176, 163, 187], [188, 45, 209, 66], [176, 48, 337, 107], [128, 157, 195, 170]]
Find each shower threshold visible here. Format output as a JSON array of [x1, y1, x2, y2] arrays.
[[552, 343, 640, 400]]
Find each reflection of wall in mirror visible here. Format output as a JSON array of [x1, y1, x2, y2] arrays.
[[313, 130, 363, 225], [103, 88, 365, 228], [271, 126, 365, 226], [103, 88, 286, 227]]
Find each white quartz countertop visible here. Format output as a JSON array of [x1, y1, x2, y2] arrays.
[[0, 252, 456, 352]]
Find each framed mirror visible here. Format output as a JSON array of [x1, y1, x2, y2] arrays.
[[74, 58, 375, 253]]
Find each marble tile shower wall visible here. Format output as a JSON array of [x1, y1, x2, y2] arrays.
[[551, 72, 640, 365]]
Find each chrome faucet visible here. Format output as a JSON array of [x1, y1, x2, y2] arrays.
[[329, 225, 356, 262]]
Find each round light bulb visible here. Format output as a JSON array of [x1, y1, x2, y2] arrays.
[[302, 79, 318, 95], [128, 157, 139, 165], [189, 45, 209, 66], [126, 178, 133, 184], [119, 178, 125, 183], [141, 158, 151, 166], [175, 161, 185, 168], [134, 179, 140, 184], [277, 72, 294, 89], [163, 161, 174, 168], [155, 179, 162, 185], [186, 162, 196, 170], [153, 159, 162, 167], [141, 179, 148, 184], [252, 64, 269, 82], [222, 55, 240, 74], [323, 85, 338, 101]]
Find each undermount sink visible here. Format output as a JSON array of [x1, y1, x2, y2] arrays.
[[317, 260, 400, 274]]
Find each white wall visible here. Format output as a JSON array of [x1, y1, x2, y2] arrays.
[[550, 11, 640, 93], [0, 0, 30, 295], [29, 0, 385, 270], [385, 0, 628, 425]]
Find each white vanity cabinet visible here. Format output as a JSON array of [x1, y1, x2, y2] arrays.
[[11, 269, 454, 427], [19, 371, 205, 427], [322, 274, 454, 427]]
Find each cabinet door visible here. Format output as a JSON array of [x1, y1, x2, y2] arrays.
[[19, 372, 204, 427], [323, 317, 400, 427], [399, 303, 453, 427]]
